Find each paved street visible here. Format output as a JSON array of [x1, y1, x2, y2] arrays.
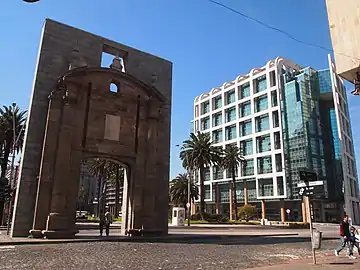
[[0, 237, 355, 270], [0, 223, 356, 269]]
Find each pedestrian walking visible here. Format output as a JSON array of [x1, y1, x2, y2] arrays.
[[349, 226, 360, 256], [99, 211, 105, 236], [335, 215, 356, 259], [104, 207, 113, 236]]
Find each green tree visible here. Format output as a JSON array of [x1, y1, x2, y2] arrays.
[[169, 173, 199, 209], [0, 105, 26, 178], [238, 204, 257, 222], [88, 159, 111, 216], [88, 159, 124, 217], [221, 144, 244, 220], [180, 132, 222, 219]]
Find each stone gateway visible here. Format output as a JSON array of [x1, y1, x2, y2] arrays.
[[11, 19, 172, 238]]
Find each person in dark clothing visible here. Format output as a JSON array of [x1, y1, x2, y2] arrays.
[[99, 212, 105, 236], [335, 215, 355, 259]]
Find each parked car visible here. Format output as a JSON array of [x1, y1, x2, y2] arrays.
[[76, 211, 89, 220]]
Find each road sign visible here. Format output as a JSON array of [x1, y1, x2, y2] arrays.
[[298, 185, 324, 197], [297, 181, 324, 188], [286, 209, 291, 214], [299, 169, 318, 182], [186, 203, 191, 209]]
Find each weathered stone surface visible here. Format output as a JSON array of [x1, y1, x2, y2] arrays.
[[11, 19, 172, 237]]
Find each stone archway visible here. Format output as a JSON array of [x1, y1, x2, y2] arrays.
[[25, 67, 168, 238], [10, 20, 172, 238]]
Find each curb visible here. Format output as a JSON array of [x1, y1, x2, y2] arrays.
[[0, 233, 300, 246]]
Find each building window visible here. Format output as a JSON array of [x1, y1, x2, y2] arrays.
[[226, 167, 238, 178], [213, 95, 222, 110], [212, 129, 223, 143], [256, 134, 271, 153], [239, 83, 250, 99], [274, 131, 281, 149], [255, 94, 268, 113], [320, 159, 326, 177], [271, 90, 278, 107], [212, 112, 222, 127], [212, 166, 223, 180], [258, 178, 273, 196], [201, 101, 210, 114], [242, 159, 254, 176], [204, 185, 211, 200], [200, 117, 210, 131], [310, 137, 318, 155], [255, 114, 270, 132], [204, 167, 210, 181], [225, 106, 236, 122], [239, 120, 252, 137], [225, 89, 236, 105], [275, 154, 282, 172], [239, 101, 251, 118], [257, 156, 272, 174], [255, 75, 267, 93], [272, 111, 279, 128], [225, 125, 237, 140], [319, 139, 324, 155], [240, 139, 253, 156], [277, 176, 284, 196], [270, 71, 276, 87], [309, 118, 316, 135]]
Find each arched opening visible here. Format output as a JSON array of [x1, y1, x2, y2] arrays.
[[110, 82, 119, 93], [76, 157, 128, 226]]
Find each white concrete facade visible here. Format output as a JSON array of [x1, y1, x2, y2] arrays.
[[192, 57, 302, 202], [192, 56, 360, 223]]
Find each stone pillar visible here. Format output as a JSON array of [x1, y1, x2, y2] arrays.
[[280, 199, 286, 222], [29, 92, 64, 238], [229, 182, 233, 220], [261, 200, 266, 220], [215, 183, 220, 215]]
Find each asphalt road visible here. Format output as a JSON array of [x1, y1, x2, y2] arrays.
[[0, 239, 342, 270]]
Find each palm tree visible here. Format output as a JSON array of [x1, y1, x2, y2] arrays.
[[88, 159, 111, 216], [88, 159, 124, 217], [0, 105, 26, 178], [169, 173, 199, 208], [180, 132, 222, 219], [109, 165, 124, 218], [221, 144, 244, 220]]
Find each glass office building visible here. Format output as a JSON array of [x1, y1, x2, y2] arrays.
[[192, 55, 360, 223]]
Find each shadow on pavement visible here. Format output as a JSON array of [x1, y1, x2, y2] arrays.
[[74, 234, 338, 246]]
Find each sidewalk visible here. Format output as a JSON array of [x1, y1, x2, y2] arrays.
[[248, 256, 360, 269]]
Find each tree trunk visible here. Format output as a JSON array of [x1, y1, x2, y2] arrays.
[[114, 165, 120, 218], [232, 166, 238, 220], [96, 177, 102, 217], [229, 181, 233, 220], [0, 146, 11, 178], [199, 166, 205, 220], [244, 180, 248, 205]]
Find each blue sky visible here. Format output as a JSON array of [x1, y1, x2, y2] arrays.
[[1, 0, 359, 179]]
